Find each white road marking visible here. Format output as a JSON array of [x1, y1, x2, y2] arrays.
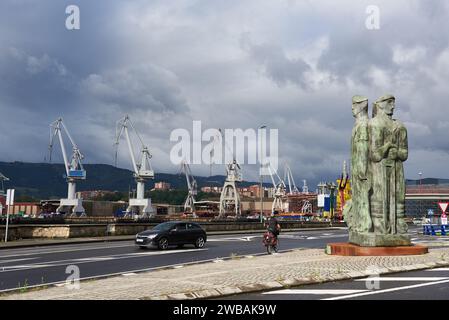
[[0, 249, 208, 273], [263, 289, 369, 295], [0, 243, 136, 259], [354, 277, 449, 282], [0, 257, 38, 265], [323, 278, 449, 300], [122, 273, 137, 276], [426, 268, 449, 271], [54, 283, 66, 287], [208, 236, 259, 242]]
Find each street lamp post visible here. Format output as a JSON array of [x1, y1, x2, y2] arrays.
[[259, 125, 266, 224], [419, 171, 423, 219]]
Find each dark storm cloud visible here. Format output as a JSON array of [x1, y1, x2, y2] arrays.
[[81, 64, 189, 114], [241, 38, 311, 89], [0, 0, 448, 188]]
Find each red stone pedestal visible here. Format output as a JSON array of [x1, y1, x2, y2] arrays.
[[326, 242, 428, 256]]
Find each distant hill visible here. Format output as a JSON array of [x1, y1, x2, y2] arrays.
[[0, 162, 266, 199]]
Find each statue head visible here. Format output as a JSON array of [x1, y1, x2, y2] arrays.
[[375, 94, 395, 117], [352, 95, 368, 117]]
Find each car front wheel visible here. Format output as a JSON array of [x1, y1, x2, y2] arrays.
[[194, 236, 206, 248], [158, 237, 169, 250]]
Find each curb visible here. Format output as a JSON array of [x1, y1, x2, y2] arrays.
[[0, 227, 343, 250]]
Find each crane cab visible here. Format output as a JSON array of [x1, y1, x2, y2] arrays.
[[135, 170, 154, 179], [68, 169, 87, 179]]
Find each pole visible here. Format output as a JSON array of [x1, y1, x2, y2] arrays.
[[259, 126, 266, 224], [260, 152, 263, 223], [4, 204, 9, 243]]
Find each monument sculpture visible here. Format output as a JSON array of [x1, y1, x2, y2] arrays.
[[345, 94, 410, 247]]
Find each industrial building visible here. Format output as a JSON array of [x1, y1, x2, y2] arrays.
[[405, 184, 449, 218]]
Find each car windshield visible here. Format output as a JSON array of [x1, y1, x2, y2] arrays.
[[152, 222, 177, 231]]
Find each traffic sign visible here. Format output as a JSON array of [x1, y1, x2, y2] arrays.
[[438, 202, 449, 214], [428, 209, 434, 216], [6, 189, 14, 206]]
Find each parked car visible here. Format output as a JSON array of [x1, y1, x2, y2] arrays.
[[135, 221, 207, 250]]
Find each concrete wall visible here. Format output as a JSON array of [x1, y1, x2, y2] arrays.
[[0, 221, 335, 241]]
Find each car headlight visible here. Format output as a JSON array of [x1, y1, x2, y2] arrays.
[[146, 234, 157, 240]]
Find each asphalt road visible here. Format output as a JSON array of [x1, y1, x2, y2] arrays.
[[222, 268, 449, 300], [0, 228, 349, 292]]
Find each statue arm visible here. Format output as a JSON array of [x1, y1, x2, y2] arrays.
[[397, 127, 408, 161], [370, 126, 388, 162], [355, 125, 369, 179]]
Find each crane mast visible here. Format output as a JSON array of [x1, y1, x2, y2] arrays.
[[49, 118, 86, 216], [218, 129, 242, 218], [267, 164, 286, 213], [181, 160, 197, 215], [115, 115, 155, 218], [0, 172, 9, 215]]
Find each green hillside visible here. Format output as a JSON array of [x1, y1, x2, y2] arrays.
[[0, 162, 264, 200]]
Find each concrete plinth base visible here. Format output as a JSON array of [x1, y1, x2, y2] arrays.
[[349, 231, 411, 247], [326, 242, 428, 256]]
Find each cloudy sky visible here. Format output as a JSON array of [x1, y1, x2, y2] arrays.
[[0, 0, 448, 188]]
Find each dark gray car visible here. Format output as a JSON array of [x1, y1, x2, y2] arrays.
[[135, 221, 207, 250]]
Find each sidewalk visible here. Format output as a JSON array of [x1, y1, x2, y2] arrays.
[[2, 246, 449, 300], [0, 227, 343, 250]]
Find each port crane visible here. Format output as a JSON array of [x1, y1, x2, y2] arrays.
[[0, 172, 9, 196], [0, 172, 9, 215], [284, 164, 300, 195], [267, 164, 287, 213], [218, 129, 242, 218], [114, 115, 155, 218], [49, 118, 86, 216], [181, 160, 197, 215]]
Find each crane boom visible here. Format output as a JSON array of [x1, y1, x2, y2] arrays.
[[49, 118, 86, 179], [114, 115, 154, 179], [284, 164, 299, 194]]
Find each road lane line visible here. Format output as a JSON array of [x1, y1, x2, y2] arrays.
[[354, 277, 449, 282], [0, 243, 136, 259], [0, 257, 38, 265], [263, 289, 369, 295], [0, 249, 208, 273], [426, 268, 449, 271], [323, 278, 449, 300]]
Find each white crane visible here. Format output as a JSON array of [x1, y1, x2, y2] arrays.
[[114, 115, 155, 218], [49, 118, 86, 216], [0, 172, 9, 215], [284, 164, 300, 195], [302, 179, 309, 194], [0, 172, 9, 196], [181, 160, 197, 215], [267, 164, 287, 213], [218, 129, 242, 218]]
